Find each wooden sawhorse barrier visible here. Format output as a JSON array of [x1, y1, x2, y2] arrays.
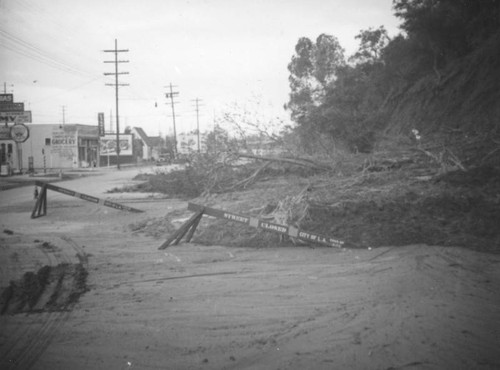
[[31, 181, 144, 219], [159, 202, 345, 249]]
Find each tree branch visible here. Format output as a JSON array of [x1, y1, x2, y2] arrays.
[[237, 153, 331, 171]]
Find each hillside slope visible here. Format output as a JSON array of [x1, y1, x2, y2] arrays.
[[385, 31, 500, 166]]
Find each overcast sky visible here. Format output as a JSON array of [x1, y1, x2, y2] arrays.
[[0, 0, 401, 136]]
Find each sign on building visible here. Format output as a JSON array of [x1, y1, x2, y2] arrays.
[[98, 113, 105, 136], [50, 127, 77, 160]]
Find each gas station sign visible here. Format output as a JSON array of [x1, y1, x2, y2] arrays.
[[0, 111, 32, 124]]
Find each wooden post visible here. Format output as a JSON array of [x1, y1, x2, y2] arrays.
[[42, 185, 47, 215], [31, 185, 47, 219], [30, 181, 143, 218], [184, 212, 203, 243], [158, 209, 204, 249], [30, 191, 42, 219]]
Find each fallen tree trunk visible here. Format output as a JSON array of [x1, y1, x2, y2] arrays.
[[237, 153, 331, 171]]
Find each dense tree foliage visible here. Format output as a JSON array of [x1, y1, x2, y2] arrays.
[[287, 34, 345, 122], [287, 0, 500, 153], [394, 0, 500, 58]]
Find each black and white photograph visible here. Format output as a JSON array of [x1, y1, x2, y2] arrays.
[[1, 0, 499, 369]]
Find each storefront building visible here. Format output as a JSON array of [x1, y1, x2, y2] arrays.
[[0, 123, 143, 174], [18, 124, 100, 172]]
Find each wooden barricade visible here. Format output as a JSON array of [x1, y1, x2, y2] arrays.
[[31, 181, 143, 218], [159, 202, 345, 249]]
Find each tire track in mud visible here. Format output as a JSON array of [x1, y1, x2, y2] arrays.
[[0, 234, 88, 370], [0, 235, 62, 369], [0, 233, 27, 289], [0, 242, 13, 290]]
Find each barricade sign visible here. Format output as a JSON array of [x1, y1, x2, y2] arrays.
[[31, 181, 143, 218], [159, 202, 345, 249]]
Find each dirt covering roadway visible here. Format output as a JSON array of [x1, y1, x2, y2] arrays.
[[1, 166, 500, 369]]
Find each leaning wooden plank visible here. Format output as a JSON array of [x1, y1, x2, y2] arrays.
[[187, 202, 345, 248], [159, 209, 205, 249], [31, 186, 44, 219], [173, 212, 203, 245], [33, 181, 144, 214], [41, 185, 47, 216], [183, 212, 204, 243]]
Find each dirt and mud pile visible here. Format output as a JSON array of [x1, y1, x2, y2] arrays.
[[305, 165, 500, 252], [126, 158, 500, 253]]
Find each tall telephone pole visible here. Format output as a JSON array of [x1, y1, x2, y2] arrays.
[[61, 105, 66, 126], [191, 98, 203, 153], [3, 82, 14, 93], [165, 83, 179, 157], [104, 39, 129, 169]]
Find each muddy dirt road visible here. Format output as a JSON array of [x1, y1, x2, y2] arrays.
[[1, 167, 499, 369]]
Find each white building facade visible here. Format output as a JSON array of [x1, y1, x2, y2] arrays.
[[0, 124, 101, 174]]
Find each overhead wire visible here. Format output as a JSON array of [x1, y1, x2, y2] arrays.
[[1, 0, 105, 79], [28, 77, 105, 105], [0, 28, 100, 79], [2, 1, 221, 131]]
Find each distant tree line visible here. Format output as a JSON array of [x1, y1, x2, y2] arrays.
[[286, 0, 500, 153]]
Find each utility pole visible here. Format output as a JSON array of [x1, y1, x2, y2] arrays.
[[165, 83, 179, 158], [213, 109, 217, 154], [104, 39, 129, 169], [3, 82, 13, 93], [191, 98, 203, 153], [61, 105, 66, 126]]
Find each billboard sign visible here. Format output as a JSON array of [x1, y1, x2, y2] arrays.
[[100, 134, 133, 156]]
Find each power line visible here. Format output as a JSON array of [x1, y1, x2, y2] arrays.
[[28, 76, 103, 105], [104, 38, 129, 170], [0, 28, 98, 79], [2, 0, 104, 77]]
